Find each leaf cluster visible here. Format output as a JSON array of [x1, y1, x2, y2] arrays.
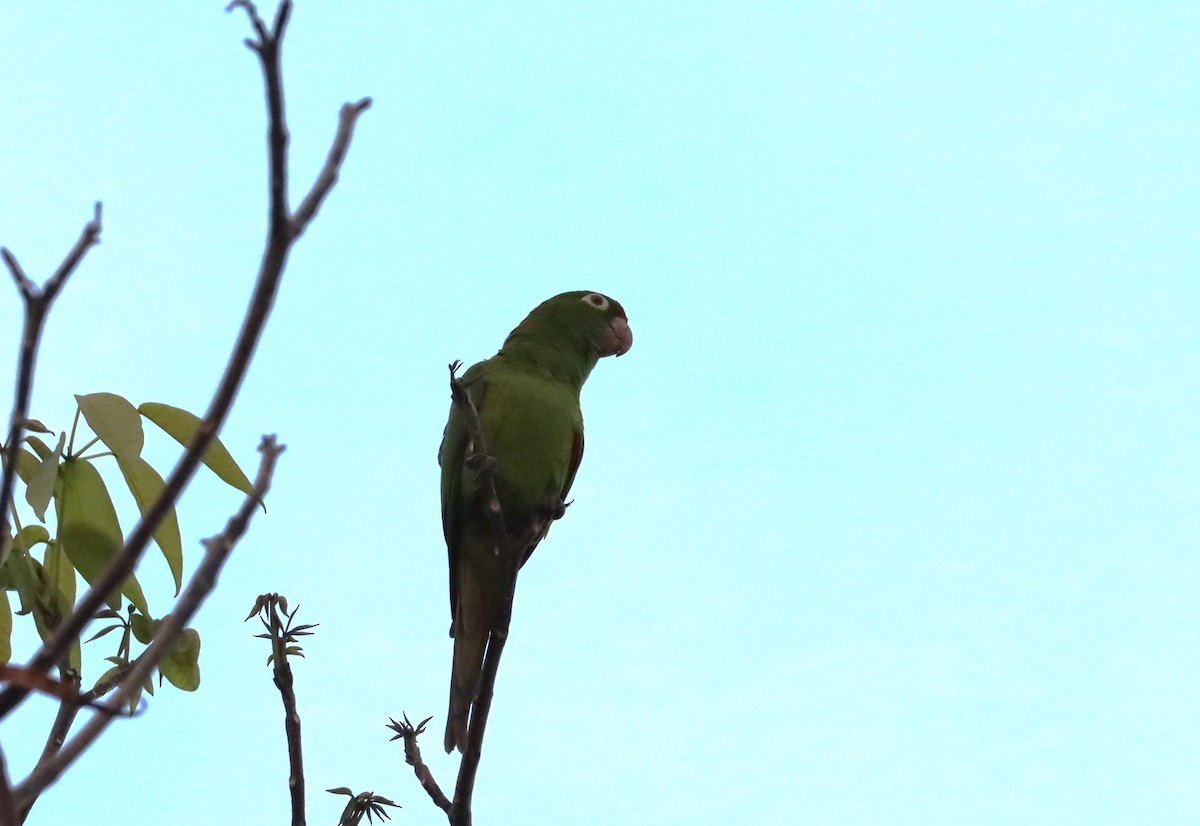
[[246, 592, 318, 667], [0, 393, 251, 700], [326, 788, 400, 826]]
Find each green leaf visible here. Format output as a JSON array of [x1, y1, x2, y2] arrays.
[[84, 624, 122, 644], [138, 403, 253, 496], [131, 612, 158, 645], [25, 436, 51, 460], [55, 458, 149, 614], [26, 557, 74, 671], [15, 449, 40, 484], [26, 433, 65, 522], [126, 682, 143, 716], [43, 544, 81, 672], [116, 456, 183, 594], [159, 628, 200, 691], [7, 525, 49, 567], [76, 393, 144, 462], [0, 591, 11, 665], [2, 526, 50, 607], [6, 549, 39, 616], [42, 544, 75, 614], [13, 525, 50, 550], [94, 664, 120, 691], [21, 419, 52, 434]]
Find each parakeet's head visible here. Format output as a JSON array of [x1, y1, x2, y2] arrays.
[[506, 290, 632, 354]]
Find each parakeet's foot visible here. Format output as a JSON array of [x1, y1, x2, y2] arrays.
[[465, 453, 498, 474], [538, 498, 568, 521]]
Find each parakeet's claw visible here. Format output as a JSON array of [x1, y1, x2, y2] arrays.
[[536, 498, 568, 521], [465, 453, 498, 474]]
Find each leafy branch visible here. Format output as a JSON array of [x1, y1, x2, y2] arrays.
[[327, 788, 400, 826], [0, 1, 368, 822], [14, 435, 286, 815], [0, 0, 369, 721], [247, 593, 316, 826]]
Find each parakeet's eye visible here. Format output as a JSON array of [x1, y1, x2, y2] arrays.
[[581, 293, 609, 310]]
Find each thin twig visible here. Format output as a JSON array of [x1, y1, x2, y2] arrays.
[[388, 714, 452, 815], [14, 436, 284, 809], [0, 1, 368, 719], [0, 203, 103, 551], [291, 99, 373, 233]]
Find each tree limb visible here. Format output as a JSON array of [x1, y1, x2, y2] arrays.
[[13, 436, 285, 808], [0, 0, 368, 719]]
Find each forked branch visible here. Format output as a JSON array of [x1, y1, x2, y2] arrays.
[[0, 202, 103, 545], [0, 0, 369, 720]]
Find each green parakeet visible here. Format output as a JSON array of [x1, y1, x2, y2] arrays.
[[439, 290, 633, 754]]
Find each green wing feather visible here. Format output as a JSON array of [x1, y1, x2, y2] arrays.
[[439, 361, 488, 614]]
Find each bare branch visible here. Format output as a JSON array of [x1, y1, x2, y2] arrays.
[[388, 714, 451, 815], [225, 0, 270, 43], [0, 744, 16, 826], [42, 202, 103, 307], [0, 203, 103, 557], [0, 1, 368, 719], [13, 436, 285, 809], [292, 98, 373, 234], [1, 251, 33, 299]]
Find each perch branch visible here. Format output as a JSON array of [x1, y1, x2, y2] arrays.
[[14, 436, 284, 809], [443, 362, 526, 826], [0, 0, 368, 719]]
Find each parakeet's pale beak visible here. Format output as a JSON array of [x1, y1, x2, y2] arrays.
[[601, 316, 633, 357]]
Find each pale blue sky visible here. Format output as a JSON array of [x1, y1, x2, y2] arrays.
[[1, 2, 1198, 824]]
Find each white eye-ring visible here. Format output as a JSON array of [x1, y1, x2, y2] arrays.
[[581, 292, 609, 310]]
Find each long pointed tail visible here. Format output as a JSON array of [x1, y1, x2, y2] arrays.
[[445, 564, 488, 754]]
